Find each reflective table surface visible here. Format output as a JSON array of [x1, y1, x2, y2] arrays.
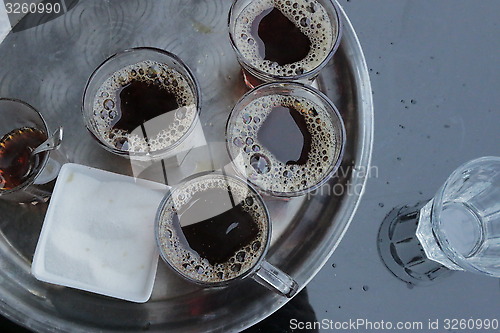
[[306, 1, 500, 332], [1, 0, 500, 332], [0, 0, 372, 332]]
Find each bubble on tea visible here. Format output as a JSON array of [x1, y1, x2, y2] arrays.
[[92, 60, 197, 154], [234, 0, 337, 76], [228, 94, 341, 194], [157, 175, 268, 283]]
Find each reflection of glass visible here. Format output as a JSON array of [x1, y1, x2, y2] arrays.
[[156, 172, 298, 297], [226, 82, 345, 197], [82, 47, 201, 161], [0, 98, 63, 203], [228, 0, 342, 87], [377, 202, 452, 287], [417, 157, 500, 277]]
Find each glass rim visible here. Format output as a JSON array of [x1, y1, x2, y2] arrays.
[[225, 81, 346, 197], [0, 98, 50, 195], [228, 0, 343, 82], [82, 47, 202, 160], [154, 171, 272, 287], [431, 156, 500, 274]]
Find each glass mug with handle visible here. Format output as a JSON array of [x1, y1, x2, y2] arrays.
[[0, 98, 64, 203], [155, 172, 298, 297], [417, 156, 500, 277]]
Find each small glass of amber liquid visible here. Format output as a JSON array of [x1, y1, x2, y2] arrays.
[[0, 98, 59, 203], [228, 0, 342, 87]]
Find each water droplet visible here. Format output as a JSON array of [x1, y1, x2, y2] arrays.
[[245, 197, 254, 206], [283, 170, 292, 178], [253, 116, 260, 123], [300, 17, 310, 27], [252, 241, 261, 251], [250, 154, 271, 174], [103, 99, 114, 110], [411, 99, 417, 104], [252, 145, 261, 152], [246, 137, 254, 145], [362, 285, 369, 291], [195, 265, 204, 274]]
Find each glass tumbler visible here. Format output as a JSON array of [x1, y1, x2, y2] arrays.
[[0, 98, 63, 203], [82, 47, 201, 161], [416, 156, 500, 277], [226, 82, 345, 197], [228, 0, 342, 87]]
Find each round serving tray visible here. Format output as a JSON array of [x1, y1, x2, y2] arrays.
[[0, 1, 373, 332]]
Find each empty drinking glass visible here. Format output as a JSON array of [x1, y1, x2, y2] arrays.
[[416, 156, 500, 277]]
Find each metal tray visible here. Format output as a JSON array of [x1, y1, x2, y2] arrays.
[[0, 1, 373, 332]]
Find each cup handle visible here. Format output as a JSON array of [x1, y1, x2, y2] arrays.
[[252, 260, 298, 298]]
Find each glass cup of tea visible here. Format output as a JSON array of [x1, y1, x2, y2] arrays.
[[0, 98, 63, 203], [82, 47, 201, 161], [155, 172, 298, 298], [226, 82, 345, 197], [228, 0, 342, 87], [416, 156, 500, 278]]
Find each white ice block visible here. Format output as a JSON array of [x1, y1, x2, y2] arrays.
[[32, 163, 168, 303]]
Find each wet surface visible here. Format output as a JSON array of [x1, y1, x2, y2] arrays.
[[307, 1, 500, 331]]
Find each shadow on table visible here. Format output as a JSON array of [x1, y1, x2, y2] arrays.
[[377, 201, 453, 288], [244, 288, 318, 333]]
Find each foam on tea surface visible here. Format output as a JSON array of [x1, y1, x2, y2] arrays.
[[234, 0, 337, 76], [92, 60, 197, 154], [228, 94, 342, 195], [157, 174, 268, 283]]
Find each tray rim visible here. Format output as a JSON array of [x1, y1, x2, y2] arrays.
[[0, 1, 374, 332]]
